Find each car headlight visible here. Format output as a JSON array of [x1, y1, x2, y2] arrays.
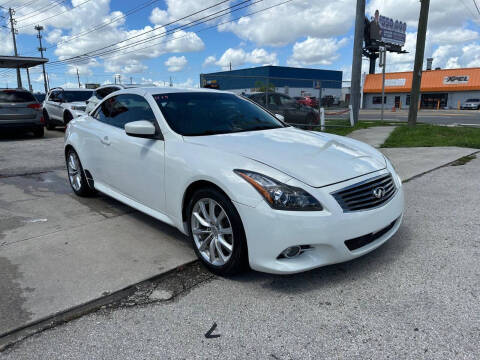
[[234, 169, 323, 211]]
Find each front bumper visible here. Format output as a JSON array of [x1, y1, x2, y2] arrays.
[[234, 169, 404, 274]]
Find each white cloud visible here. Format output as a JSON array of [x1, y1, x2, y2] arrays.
[[219, 0, 356, 47], [165, 56, 188, 72], [0, 29, 13, 55], [430, 28, 479, 45], [287, 37, 349, 66], [149, 7, 169, 25], [45, 29, 63, 44], [203, 55, 217, 67], [214, 48, 277, 70]]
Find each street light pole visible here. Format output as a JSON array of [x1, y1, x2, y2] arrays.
[[350, 0, 366, 125], [35, 25, 49, 93], [8, 8, 22, 88], [408, 0, 430, 126]]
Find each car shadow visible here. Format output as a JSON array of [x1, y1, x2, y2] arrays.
[[0, 128, 64, 142]]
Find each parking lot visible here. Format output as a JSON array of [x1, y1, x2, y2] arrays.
[[1, 126, 479, 358], [360, 109, 480, 126]]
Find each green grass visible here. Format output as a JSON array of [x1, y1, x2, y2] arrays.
[[315, 120, 397, 136], [451, 155, 477, 166], [381, 124, 480, 149]]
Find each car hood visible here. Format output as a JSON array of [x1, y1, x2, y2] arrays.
[[68, 101, 87, 106], [183, 127, 386, 188]]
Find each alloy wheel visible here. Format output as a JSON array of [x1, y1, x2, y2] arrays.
[[67, 152, 82, 192], [191, 198, 234, 266]]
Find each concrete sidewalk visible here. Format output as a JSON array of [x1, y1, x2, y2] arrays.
[[348, 125, 479, 181], [0, 170, 196, 336]]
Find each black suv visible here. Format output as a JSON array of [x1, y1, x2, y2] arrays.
[[246, 92, 319, 126]]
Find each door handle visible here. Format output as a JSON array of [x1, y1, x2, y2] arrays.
[[100, 136, 111, 145]]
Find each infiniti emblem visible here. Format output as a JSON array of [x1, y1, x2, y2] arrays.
[[373, 187, 386, 199]]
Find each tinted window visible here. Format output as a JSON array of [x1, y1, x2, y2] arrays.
[[48, 90, 59, 101], [466, 98, 480, 102], [277, 94, 296, 106], [153, 92, 285, 136], [63, 91, 93, 102], [0, 90, 36, 103], [94, 94, 156, 129], [34, 93, 46, 102], [373, 96, 386, 104], [96, 87, 119, 100]]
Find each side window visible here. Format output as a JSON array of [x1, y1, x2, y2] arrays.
[[49, 90, 59, 102], [94, 94, 156, 129]]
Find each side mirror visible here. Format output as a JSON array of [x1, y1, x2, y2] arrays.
[[125, 120, 156, 138], [275, 114, 285, 121]]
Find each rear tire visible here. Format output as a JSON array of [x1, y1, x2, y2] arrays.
[[66, 149, 96, 197], [187, 187, 248, 276], [44, 110, 55, 130], [64, 111, 73, 127], [33, 126, 44, 138]]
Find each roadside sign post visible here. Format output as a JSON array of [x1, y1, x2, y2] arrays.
[[315, 80, 322, 125], [379, 46, 386, 122]]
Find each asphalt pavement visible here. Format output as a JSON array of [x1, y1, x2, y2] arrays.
[[2, 156, 479, 359], [359, 109, 480, 126]]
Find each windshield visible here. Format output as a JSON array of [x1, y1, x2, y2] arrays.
[[153, 92, 286, 136], [0, 90, 36, 103], [63, 91, 93, 102]]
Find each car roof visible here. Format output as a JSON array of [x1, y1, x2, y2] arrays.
[[112, 87, 235, 97]]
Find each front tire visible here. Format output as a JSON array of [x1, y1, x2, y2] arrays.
[[66, 149, 95, 197], [33, 126, 44, 138], [44, 110, 55, 130], [187, 187, 248, 276]]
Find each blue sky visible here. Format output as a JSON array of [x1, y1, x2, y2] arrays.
[[1, 0, 479, 91]]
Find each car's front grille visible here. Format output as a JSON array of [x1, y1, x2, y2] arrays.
[[344, 218, 398, 251], [331, 173, 396, 212]]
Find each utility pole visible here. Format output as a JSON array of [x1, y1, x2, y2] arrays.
[[350, 0, 366, 124], [229, 62, 232, 71], [35, 25, 49, 93], [130, 76, 132, 84], [379, 46, 386, 122], [8, 8, 22, 88], [169, 76, 173, 87], [408, 0, 430, 126], [76, 68, 81, 88], [26, 68, 32, 91]]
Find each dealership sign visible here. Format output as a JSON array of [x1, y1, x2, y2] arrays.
[[385, 78, 406, 87], [443, 76, 470, 85], [369, 10, 406, 47]]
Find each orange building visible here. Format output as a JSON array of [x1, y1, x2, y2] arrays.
[[363, 68, 480, 109]]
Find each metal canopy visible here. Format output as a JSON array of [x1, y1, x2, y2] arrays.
[[0, 55, 48, 69]]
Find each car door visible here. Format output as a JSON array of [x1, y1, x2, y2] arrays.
[[99, 94, 166, 212], [45, 90, 62, 120], [277, 94, 305, 124]]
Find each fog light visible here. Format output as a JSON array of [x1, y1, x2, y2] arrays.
[[281, 246, 301, 258]]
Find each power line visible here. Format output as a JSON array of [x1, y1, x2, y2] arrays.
[[16, 0, 66, 21], [45, 0, 164, 49], [459, 0, 477, 18], [44, 0, 291, 70], [16, 0, 93, 29], [14, 0, 39, 11], [473, 0, 480, 15], [50, 0, 253, 65]]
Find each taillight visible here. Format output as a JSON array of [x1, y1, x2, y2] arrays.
[[40, 116, 45, 124], [28, 103, 42, 110]]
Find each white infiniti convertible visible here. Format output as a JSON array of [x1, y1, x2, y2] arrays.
[[64, 87, 404, 275]]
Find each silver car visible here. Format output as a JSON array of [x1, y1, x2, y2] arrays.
[[460, 98, 480, 110], [0, 88, 44, 137]]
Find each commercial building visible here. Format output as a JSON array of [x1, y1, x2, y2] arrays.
[[363, 67, 480, 109], [200, 65, 342, 100]]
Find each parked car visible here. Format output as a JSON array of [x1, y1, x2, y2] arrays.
[[34, 93, 46, 103], [0, 88, 44, 137], [43, 87, 93, 129], [294, 96, 318, 108], [65, 88, 404, 275], [246, 92, 319, 125], [460, 98, 480, 110], [85, 84, 155, 114]]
